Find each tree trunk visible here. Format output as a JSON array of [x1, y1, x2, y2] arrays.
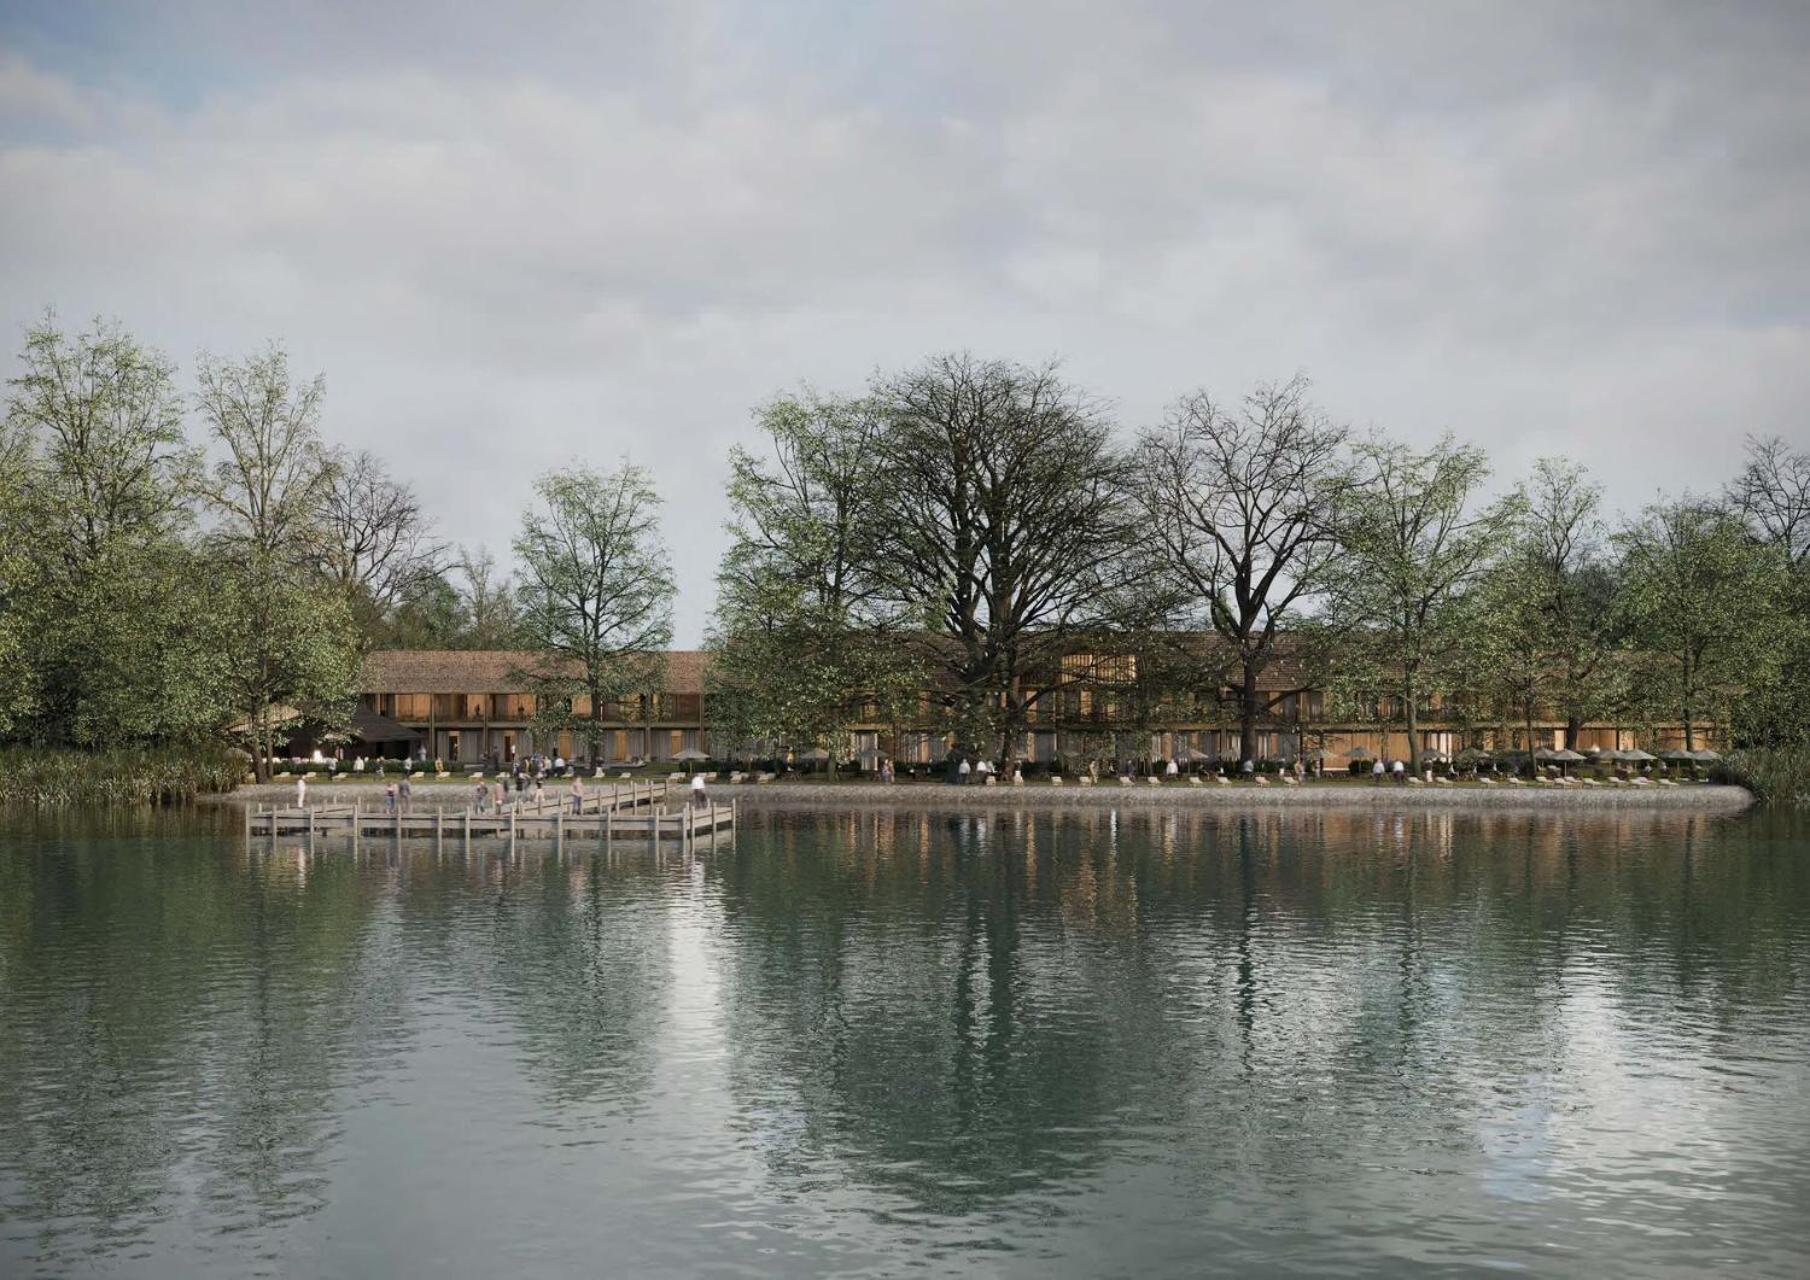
[[1404, 668, 1420, 773], [254, 705, 271, 783], [1239, 658, 1260, 766], [1565, 714, 1582, 752], [1681, 650, 1696, 750]]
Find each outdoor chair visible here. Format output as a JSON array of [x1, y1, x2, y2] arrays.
[[1078, 776, 1093, 785]]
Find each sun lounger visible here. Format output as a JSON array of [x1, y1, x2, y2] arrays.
[[1048, 775, 1063, 785], [1282, 774, 1300, 785], [1119, 776, 1133, 787], [1216, 775, 1232, 785], [1147, 776, 1162, 787], [1079, 776, 1094, 786], [1189, 776, 1204, 786], [436, 770, 450, 778]]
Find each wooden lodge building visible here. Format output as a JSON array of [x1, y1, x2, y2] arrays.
[[356, 648, 1705, 768]]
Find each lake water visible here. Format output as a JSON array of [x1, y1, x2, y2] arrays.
[[2, 804, 1808, 1277]]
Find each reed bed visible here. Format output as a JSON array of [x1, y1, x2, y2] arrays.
[[0, 746, 242, 808], [1721, 746, 1810, 808]]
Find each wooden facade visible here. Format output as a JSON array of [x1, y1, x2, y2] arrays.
[[359, 648, 1710, 767]]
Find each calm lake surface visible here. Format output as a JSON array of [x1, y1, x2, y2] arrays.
[[2, 805, 1808, 1277]]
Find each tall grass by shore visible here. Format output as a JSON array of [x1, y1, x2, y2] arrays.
[[0, 746, 242, 807], [1721, 747, 1810, 808]]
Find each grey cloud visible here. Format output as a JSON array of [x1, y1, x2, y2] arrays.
[[1, 1, 1807, 642]]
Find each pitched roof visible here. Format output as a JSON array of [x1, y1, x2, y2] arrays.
[[360, 650, 712, 694]]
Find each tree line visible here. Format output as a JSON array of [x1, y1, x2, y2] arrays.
[[4, 319, 1807, 779], [710, 356, 1809, 775], [0, 316, 658, 779]]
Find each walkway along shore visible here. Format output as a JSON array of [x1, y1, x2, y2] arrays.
[[222, 780, 1754, 813]]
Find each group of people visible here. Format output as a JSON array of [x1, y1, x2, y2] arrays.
[[1370, 757, 1410, 785], [945, 756, 1024, 785]]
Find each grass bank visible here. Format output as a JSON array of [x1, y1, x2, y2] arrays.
[[1721, 747, 1810, 808], [0, 745, 243, 807]]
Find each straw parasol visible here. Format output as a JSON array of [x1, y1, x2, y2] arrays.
[[1342, 745, 1377, 760], [796, 746, 831, 762], [1689, 748, 1722, 762], [1620, 748, 1656, 763], [673, 747, 710, 762], [1660, 748, 1696, 762]]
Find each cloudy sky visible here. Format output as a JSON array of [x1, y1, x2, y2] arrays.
[[3, 1, 1807, 642]]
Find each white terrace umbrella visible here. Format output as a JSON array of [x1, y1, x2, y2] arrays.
[[674, 747, 710, 762]]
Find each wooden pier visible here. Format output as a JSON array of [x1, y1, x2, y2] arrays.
[[246, 780, 736, 855]]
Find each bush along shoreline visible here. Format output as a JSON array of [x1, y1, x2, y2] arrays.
[[1720, 748, 1810, 808], [0, 746, 243, 808]]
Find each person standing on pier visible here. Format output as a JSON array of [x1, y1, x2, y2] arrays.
[[494, 780, 506, 811], [296, 775, 307, 809], [571, 776, 585, 813], [385, 781, 397, 814], [398, 775, 413, 814], [474, 778, 489, 813], [690, 773, 707, 808]]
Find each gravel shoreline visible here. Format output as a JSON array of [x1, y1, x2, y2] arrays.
[[218, 779, 1754, 812]]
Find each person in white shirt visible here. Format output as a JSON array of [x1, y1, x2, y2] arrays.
[[690, 773, 707, 808]]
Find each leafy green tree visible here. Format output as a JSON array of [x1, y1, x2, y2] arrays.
[[196, 344, 356, 778], [1327, 434, 1520, 772], [1616, 498, 1789, 749], [3, 316, 222, 746], [709, 392, 920, 772], [1470, 460, 1623, 750], [0, 446, 39, 737], [513, 465, 673, 759], [369, 569, 467, 649]]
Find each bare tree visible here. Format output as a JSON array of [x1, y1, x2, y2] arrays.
[[1730, 434, 1810, 567], [457, 546, 523, 649], [1136, 375, 1345, 766], [316, 450, 448, 629], [867, 353, 1139, 774]]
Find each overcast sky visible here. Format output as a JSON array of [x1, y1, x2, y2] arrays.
[[3, 1, 1807, 642]]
